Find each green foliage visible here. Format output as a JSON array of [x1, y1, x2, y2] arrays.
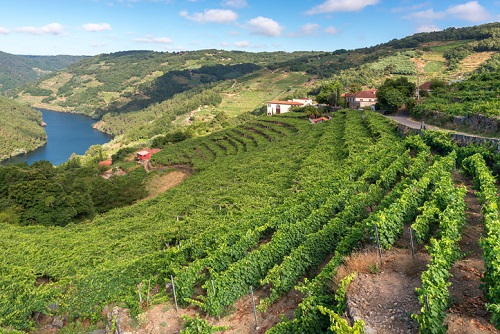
[[0, 51, 86, 92], [462, 153, 500, 328], [412, 159, 466, 333], [317, 80, 342, 106], [334, 272, 357, 314], [369, 51, 417, 75], [0, 159, 148, 226], [180, 314, 226, 333], [318, 305, 365, 334], [376, 77, 416, 113], [412, 67, 500, 118], [0, 97, 47, 161]]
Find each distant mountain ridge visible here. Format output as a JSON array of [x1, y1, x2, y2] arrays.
[[0, 51, 87, 91], [9, 22, 500, 141]]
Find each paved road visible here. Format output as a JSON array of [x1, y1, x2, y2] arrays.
[[383, 110, 438, 131], [384, 111, 500, 143]]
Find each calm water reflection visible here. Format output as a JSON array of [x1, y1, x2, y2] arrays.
[[4, 109, 112, 166]]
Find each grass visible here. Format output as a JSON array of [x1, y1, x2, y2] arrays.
[[426, 40, 473, 52], [217, 69, 313, 117], [424, 60, 446, 74]]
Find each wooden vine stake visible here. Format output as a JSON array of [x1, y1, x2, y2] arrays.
[[137, 282, 144, 306], [171, 275, 178, 312], [249, 286, 259, 330], [211, 280, 220, 321], [409, 227, 415, 258], [147, 279, 151, 308], [373, 223, 383, 265]]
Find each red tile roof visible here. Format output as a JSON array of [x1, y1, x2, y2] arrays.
[[351, 89, 377, 98], [267, 100, 304, 106], [419, 82, 432, 90]]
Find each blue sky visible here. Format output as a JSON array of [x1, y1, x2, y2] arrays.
[[0, 0, 498, 55]]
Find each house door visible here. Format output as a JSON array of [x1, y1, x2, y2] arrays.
[[276, 104, 281, 114]]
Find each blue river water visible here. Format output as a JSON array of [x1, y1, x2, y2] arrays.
[[3, 109, 112, 166]]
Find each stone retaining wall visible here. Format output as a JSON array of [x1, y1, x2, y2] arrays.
[[395, 123, 500, 152]]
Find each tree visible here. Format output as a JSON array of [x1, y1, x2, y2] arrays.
[[301, 105, 322, 118], [317, 80, 343, 107], [376, 77, 416, 113]]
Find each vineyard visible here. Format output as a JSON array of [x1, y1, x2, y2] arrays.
[[1, 111, 500, 333]]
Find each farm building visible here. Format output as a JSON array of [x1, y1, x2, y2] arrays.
[[136, 148, 161, 161], [266, 98, 313, 115], [345, 89, 378, 109]]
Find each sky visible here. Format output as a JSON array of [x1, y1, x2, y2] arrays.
[[0, 0, 499, 56]]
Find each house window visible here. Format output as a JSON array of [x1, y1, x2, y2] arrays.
[[360, 99, 363, 101]]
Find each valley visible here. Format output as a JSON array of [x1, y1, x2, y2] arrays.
[[1, 22, 500, 334]]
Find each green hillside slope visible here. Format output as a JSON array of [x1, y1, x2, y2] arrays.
[[14, 50, 319, 117], [1, 111, 500, 333], [0, 51, 87, 92], [0, 97, 46, 160], [12, 23, 500, 147]]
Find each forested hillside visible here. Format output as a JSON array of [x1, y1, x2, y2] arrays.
[[14, 50, 318, 117], [0, 52, 87, 92], [11, 23, 500, 146], [0, 97, 46, 160]]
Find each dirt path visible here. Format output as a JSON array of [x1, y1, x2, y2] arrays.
[[344, 172, 498, 334], [446, 172, 498, 333]]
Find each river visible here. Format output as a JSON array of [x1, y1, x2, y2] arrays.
[[3, 109, 112, 166]]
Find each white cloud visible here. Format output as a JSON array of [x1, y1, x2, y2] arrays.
[[234, 41, 250, 47], [224, 0, 247, 8], [16, 23, 65, 35], [324, 26, 338, 34], [247, 16, 283, 36], [134, 35, 173, 44], [82, 23, 112, 32], [300, 23, 320, 36], [0, 27, 9, 34], [289, 23, 320, 37], [306, 0, 379, 15], [180, 9, 238, 23], [391, 4, 427, 13], [446, 1, 490, 22], [416, 24, 442, 33], [404, 9, 446, 20]]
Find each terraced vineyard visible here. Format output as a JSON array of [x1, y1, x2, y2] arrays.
[[1, 111, 499, 333]]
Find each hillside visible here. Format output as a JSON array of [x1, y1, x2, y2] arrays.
[[3, 23, 500, 333], [13, 50, 319, 116], [0, 97, 46, 160], [0, 51, 87, 92], [11, 23, 500, 145], [1, 111, 500, 333]]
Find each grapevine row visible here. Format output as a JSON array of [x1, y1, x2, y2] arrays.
[[462, 153, 500, 327], [413, 171, 467, 333], [258, 150, 411, 310]]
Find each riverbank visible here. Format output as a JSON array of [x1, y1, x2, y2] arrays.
[[2, 108, 112, 166]]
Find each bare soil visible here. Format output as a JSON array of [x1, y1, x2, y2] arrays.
[[133, 287, 303, 334], [144, 169, 191, 199], [344, 172, 499, 333]]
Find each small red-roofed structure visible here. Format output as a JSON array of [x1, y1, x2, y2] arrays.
[[137, 148, 161, 161]]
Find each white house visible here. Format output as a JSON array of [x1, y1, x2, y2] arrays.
[[266, 98, 313, 115]]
